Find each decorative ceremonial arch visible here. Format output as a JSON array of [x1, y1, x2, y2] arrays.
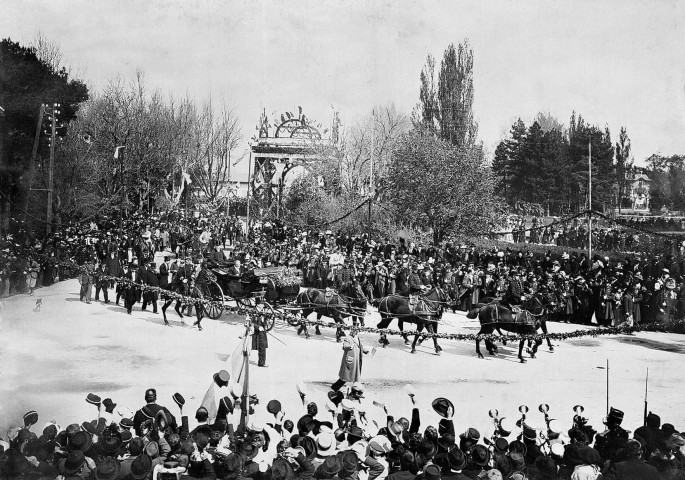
[[249, 108, 334, 218]]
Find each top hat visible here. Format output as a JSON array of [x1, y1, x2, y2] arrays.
[[432, 398, 454, 419], [102, 398, 116, 414]]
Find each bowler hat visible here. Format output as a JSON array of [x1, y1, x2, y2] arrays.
[[424, 464, 441, 480], [432, 398, 454, 419], [494, 437, 509, 453], [535, 456, 557, 476], [471, 445, 490, 467], [130, 454, 152, 480], [272, 457, 295, 480], [69, 431, 93, 452], [297, 436, 318, 460], [267, 400, 282, 415], [318, 456, 341, 477], [446, 446, 466, 470], [347, 425, 364, 440], [62, 450, 86, 475], [101, 434, 123, 455], [94, 457, 121, 480], [339, 450, 358, 476], [145, 441, 159, 458]]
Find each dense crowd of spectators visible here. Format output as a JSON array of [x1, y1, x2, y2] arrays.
[[3, 213, 685, 328], [2, 376, 682, 479]]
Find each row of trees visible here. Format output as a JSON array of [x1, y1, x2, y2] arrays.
[[0, 36, 243, 229], [56, 75, 241, 220], [492, 113, 633, 215]]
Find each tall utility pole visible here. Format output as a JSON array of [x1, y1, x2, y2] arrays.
[[24, 104, 46, 223], [588, 140, 592, 266], [246, 150, 252, 238], [368, 109, 374, 225], [46, 103, 60, 234]]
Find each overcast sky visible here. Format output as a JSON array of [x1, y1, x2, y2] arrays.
[[3, 0, 684, 180]]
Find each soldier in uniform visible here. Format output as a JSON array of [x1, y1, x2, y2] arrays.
[[251, 314, 269, 367], [594, 407, 629, 463], [407, 264, 425, 296], [142, 262, 160, 314]]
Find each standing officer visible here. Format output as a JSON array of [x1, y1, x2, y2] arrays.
[[142, 262, 160, 314], [251, 314, 269, 367]]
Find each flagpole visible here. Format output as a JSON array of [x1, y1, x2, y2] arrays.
[[240, 317, 251, 432], [246, 149, 252, 240], [588, 140, 592, 268]]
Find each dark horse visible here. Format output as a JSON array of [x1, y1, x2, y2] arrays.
[[467, 293, 553, 363], [296, 286, 368, 342], [376, 287, 452, 355]]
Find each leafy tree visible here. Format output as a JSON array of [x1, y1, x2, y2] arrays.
[[386, 128, 499, 242], [614, 126, 632, 212], [414, 40, 478, 149], [0, 37, 88, 226]]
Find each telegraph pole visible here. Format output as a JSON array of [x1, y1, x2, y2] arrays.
[[46, 103, 60, 234], [368, 109, 374, 226], [24, 104, 46, 223], [588, 140, 592, 267]]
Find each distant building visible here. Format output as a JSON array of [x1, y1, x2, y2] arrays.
[[624, 170, 651, 211]]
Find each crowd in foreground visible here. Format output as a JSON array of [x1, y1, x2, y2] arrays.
[[2, 374, 683, 480]]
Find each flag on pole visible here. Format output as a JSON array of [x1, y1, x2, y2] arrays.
[[200, 380, 229, 425]]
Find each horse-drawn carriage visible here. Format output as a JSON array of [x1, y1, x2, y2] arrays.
[[192, 262, 302, 331]]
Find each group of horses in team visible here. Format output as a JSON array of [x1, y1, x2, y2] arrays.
[[292, 281, 557, 363]]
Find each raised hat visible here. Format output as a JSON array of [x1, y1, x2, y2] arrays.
[[267, 400, 282, 415], [23, 410, 39, 427], [432, 398, 454, 419], [120, 418, 134, 429], [155, 410, 168, 430], [172, 393, 185, 409], [94, 456, 121, 480], [460, 427, 480, 442], [86, 394, 101, 406], [494, 437, 509, 453], [102, 398, 116, 413]]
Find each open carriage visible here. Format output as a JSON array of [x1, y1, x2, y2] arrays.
[[192, 263, 302, 331]]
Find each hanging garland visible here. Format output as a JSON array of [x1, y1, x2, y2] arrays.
[[6, 242, 685, 344]]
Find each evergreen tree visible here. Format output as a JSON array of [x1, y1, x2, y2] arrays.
[[615, 126, 633, 212]]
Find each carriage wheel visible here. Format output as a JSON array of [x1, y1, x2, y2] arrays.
[[194, 280, 225, 320], [255, 302, 276, 331]]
